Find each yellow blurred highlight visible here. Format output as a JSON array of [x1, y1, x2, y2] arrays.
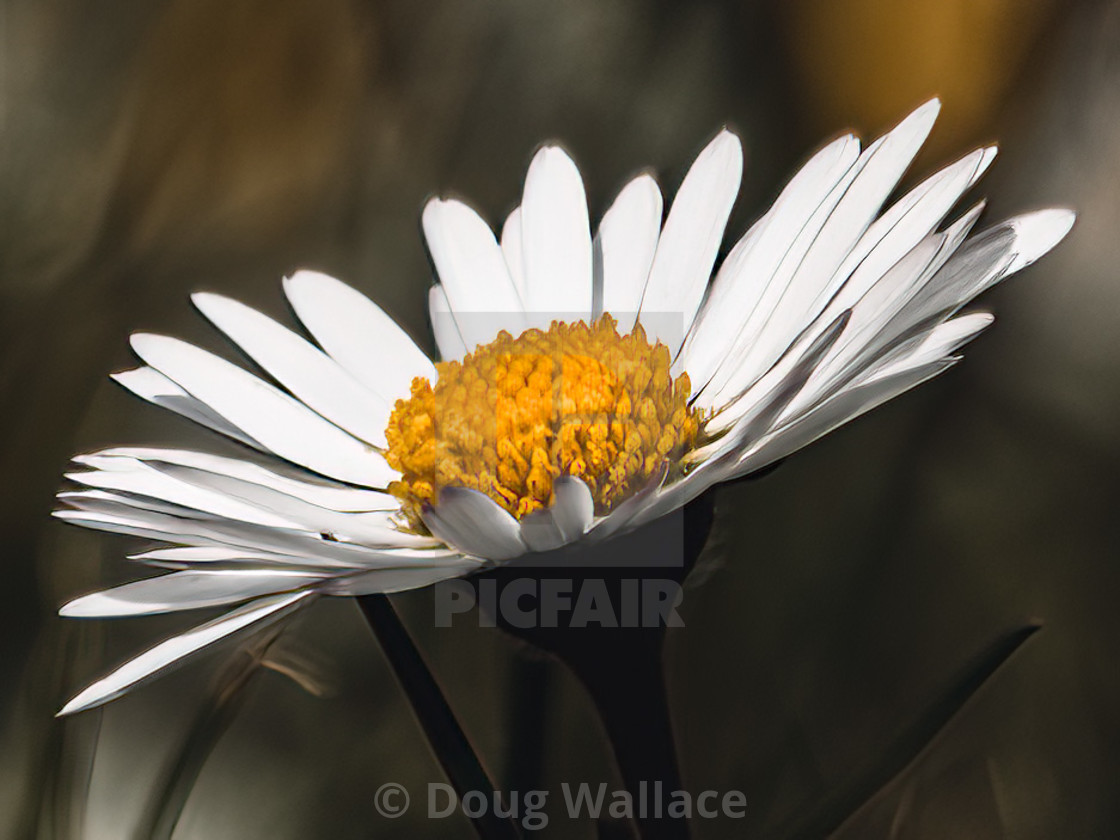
[[784, 0, 1058, 156]]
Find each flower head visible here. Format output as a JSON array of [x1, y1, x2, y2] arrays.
[[56, 99, 1073, 714], [385, 315, 704, 528]]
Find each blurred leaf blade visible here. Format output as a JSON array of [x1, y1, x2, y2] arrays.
[[134, 629, 281, 840], [771, 623, 1041, 840]]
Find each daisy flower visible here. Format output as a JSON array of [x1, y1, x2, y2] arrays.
[[56, 100, 1073, 715]]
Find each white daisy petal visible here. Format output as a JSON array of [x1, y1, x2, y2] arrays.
[[828, 147, 995, 306], [66, 459, 301, 529], [773, 210, 981, 422], [83, 447, 397, 512], [863, 312, 994, 384], [111, 367, 266, 450], [680, 133, 862, 396], [422, 488, 527, 561], [639, 130, 742, 355], [132, 546, 284, 562], [58, 591, 314, 715], [500, 206, 527, 303], [596, 174, 663, 329], [53, 504, 352, 569], [60, 570, 322, 618], [129, 546, 330, 572], [59, 488, 200, 519], [1005, 208, 1077, 274], [53, 500, 427, 570], [130, 333, 396, 488], [518, 507, 567, 553], [421, 198, 527, 350], [694, 308, 852, 458], [732, 359, 960, 479], [551, 476, 595, 542], [759, 101, 943, 337], [704, 100, 941, 407], [519, 476, 596, 552], [878, 209, 1075, 357], [520, 146, 594, 328], [638, 309, 853, 528], [283, 269, 435, 403], [428, 284, 469, 362], [584, 463, 669, 543], [326, 560, 483, 596], [148, 461, 439, 548], [192, 293, 392, 447]]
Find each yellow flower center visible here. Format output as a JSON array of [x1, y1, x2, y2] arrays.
[[384, 315, 705, 529]]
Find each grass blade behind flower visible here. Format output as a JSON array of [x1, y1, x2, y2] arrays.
[[134, 628, 281, 840], [771, 623, 1040, 840]]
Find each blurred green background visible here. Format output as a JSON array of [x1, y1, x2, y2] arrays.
[[2, 0, 1117, 837]]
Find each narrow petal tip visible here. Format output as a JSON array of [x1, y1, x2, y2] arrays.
[[1009, 208, 1076, 272], [702, 127, 744, 162], [891, 97, 942, 143], [128, 332, 167, 358], [530, 143, 579, 169], [282, 268, 344, 298], [915, 96, 942, 119], [190, 290, 227, 314]]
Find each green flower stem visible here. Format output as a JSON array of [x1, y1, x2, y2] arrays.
[[358, 593, 521, 840]]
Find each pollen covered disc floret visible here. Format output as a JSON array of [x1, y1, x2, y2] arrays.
[[385, 314, 705, 527]]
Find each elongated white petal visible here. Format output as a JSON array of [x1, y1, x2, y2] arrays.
[[130, 334, 396, 488], [584, 463, 668, 543], [53, 501, 429, 570], [192, 293, 391, 447], [596, 174, 662, 330], [864, 312, 993, 384], [518, 507, 566, 553], [639, 130, 742, 355], [520, 146, 594, 328], [129, 546, 330, 572], [422, 488, 526, 561], [283, 270, 435, 403], [500, 206, 527, 302], [1005, 209, 1076, 273], [758, 101, 943, 338], [682, 134, 862, 398], [111, 367, 265, 450], [699, 308, 852, 451], [705, 101, 941, 407], [774, 213, 977, 422], [60, 570, 322, 617], [637, 310, 852, 529], [428, 284, 469, 362], [551, 477, 594, 542], [81, 447, 396, 512], [701, 171, 874, 409], [517, 476, 595, 553], [324, 560, 481, 596], [148, 461, 438, 548], [825, 147, 995, 312], [732, 359, 959, 479], [422, 198, 526, 350], [66, 460, 301, 529], [132, 546, 286, 563], [53, 503, 344, 568], [879, 209, 1075, 357], [59, 488, 198, 519], [58, 591, 313, 715]]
